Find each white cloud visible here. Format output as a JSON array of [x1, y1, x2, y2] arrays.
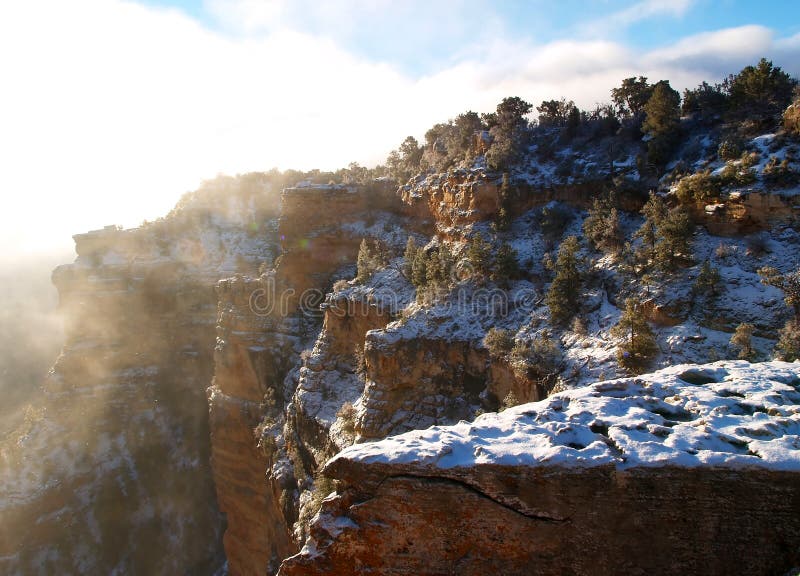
[[0, 1, 798, 261]]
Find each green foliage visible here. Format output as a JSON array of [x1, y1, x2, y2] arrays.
[[730, 322, 756, 360], [654, 208, 694, 271], [763, 156, 800, 188], [675, 170, 721, 204], [536, 98, 576, 128], [500, 391, 519, 411], [642, 80, 681, 138], [467, 232, 493, 278], [611, 76, 653, 117], [612, 298, 658, 373], [546, 236, 581, 325], [759, 267, 800, 321], [409, 243, 456, 292], [509, 332, 562, 388], [356, 239, 388, 283], [403, 236, 418, 279], [718, 137, 743, 161], [775, 319, 800, 361], [356, 239, 374, 283], [539, 203, 573, 242], [726, 58, 796, 123], [682, 81, 728, 119], [483, 327, 515, 358], [496, 173, 514, 231], [582, 195, 624, 254], [486, 96, 532, 170], [634, 192, 667, 262], [693, 260, 722, 299], [492, 242, 520, 287], [642, 80, 681, 167], [386, 135, 423, 182]]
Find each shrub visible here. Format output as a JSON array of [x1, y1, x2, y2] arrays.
[[336, 402, 356, 437], [483, 327, 515, 358], [694, 260, 722, 298], [675, 170, 720, 204], [730, 322, 755, 360], [583, 195, 623, 254], [546, 236, 581, 325], [718, 137, 743, 161], [491, 242, 519, 287], [612, 298, 658, 373], [775, 319, 800, 361]]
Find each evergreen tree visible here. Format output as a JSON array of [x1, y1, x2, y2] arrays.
[[726, 58, 796, 122], [655, 208, 694, 271], [694, 260, 722, 299], [402, 236, 418, 279], [492, 242, 519, 288], [496, 173, 513, 231], [411, 249, 428, 288], [730, 322, 755, 360], [611, 76, 653, 117], [486, 96, 532, 170], [634, 192, 667, 265], [467, 232, 492, 278], [775, 319, 800, 361], [642, 80, 681, 167], [583, 195, 623, 254], [611, 298, 658, 373], [546, 236, 581, 325], [356, 239, 374, 283]]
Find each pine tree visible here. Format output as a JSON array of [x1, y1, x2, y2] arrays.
[[655, 208, 693, 271], [634, 192, 666, 265], [730, 323, 755, 360], [775, 319, 800, 361], [496, 173, 513, 231], [611, 298, 658, 373], [467, 232, 492, 278], [411, 249, 428, 288], [583, 195, 623, 254], [492, 242, 519, 288], [545, 236, 581, 325], [402, 236, 418, 279], [356, 239, 374, 283], [694, 260, 722, 298], [643, 80, 681, 167]]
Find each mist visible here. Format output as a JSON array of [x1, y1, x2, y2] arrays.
[[0, 252, 69, 437]]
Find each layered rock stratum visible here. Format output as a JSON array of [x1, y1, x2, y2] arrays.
[[280, 361, 800, 576]]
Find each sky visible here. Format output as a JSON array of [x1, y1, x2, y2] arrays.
[[1, 0, 799, 261]]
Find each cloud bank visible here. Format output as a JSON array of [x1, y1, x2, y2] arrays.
[[0, 0, 798, 258]]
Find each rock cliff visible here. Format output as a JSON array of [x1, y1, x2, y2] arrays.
[[0, 176, 279, 574], [280, 361, 800, 576]]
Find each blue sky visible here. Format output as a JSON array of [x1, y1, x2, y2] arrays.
[[1, 0, 800, 258], [136, 0, 800, 75]]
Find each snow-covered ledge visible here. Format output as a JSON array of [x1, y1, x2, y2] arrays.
[[332, 360, 800, 472]]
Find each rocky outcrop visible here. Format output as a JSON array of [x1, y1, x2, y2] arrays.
[[693, 190, 800, 236], [208, 276, 298, 575], [206, 182, 413, 573], [0, 180, 278, 574], [280, 361, 800, 576]]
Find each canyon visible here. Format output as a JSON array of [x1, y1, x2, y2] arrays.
[[2, 133, 800, 575]]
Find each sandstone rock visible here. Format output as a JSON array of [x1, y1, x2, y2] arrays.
[[280, 361, 800, 576]]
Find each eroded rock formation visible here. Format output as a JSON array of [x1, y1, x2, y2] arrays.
[[280, 361, 800, 576]]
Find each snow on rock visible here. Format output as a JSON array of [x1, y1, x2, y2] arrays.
[[330, 360, 800, 472]]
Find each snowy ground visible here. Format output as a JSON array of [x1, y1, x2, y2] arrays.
[[330, 360, 800, 472]]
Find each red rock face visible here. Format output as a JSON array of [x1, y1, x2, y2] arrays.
[[207, 183, 408, 574], [280, 461, 800, 576]]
